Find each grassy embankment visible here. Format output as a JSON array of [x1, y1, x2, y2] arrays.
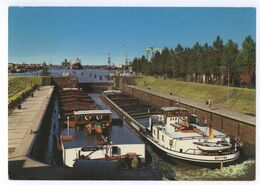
[[8, 76, 43, 103], [135, 76, 255, 115]]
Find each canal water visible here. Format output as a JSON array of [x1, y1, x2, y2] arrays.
[[44, 94, 60, 165], [9, 69, 42, 76], [146, 143, 255, 180], [41, 67, 255, 180]]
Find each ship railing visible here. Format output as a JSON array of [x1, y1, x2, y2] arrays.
[[183, 148, 238, 156], [172, 135, 226, 140], [184, 148, 201, 155]]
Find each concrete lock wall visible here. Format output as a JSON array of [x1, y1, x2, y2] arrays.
[[122, 85, 255, 155], [41, 76, 78, 88], [79, 82, 113, 92], [30, 88, 56, 161], [51, 76, 78, 89]]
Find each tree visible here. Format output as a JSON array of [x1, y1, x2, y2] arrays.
[[212, 36, 224, 83], [222, 40, 239, 86], [238, 36, 256, 87], [131, 35, 255, 88], [203, 43, 214, 83]]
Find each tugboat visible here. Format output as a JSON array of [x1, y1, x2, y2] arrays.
[[142, 107, 240, 165]]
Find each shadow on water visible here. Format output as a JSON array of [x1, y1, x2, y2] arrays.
[[44, 94, 62, 166]]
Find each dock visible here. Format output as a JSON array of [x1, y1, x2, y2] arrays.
[[127, 85, 255, 126], [8, 86, 71, 179], [9, 86, 54, 158]]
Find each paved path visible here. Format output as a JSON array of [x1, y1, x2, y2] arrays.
[[127, 85, 255, 126], [8, 86, 54, 165]]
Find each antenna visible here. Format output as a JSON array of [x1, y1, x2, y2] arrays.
[[145, 46, 162, 62]]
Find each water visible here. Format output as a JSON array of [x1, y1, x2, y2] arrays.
[[44, 94, 60, 165], [145, 144, 255, 180], [8, 70, 42, 76], [174, 159, 255, 180]]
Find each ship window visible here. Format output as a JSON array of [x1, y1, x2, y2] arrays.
[[180, 149, 183, 153], [162, 135, 164, 141], [153, 129, 156, 135], [112, 146, 121, 155]]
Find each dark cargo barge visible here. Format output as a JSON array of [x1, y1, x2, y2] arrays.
[[57, 88, 146, 169]]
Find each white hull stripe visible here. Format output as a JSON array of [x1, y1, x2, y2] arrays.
[[144, 134, 239, 163]]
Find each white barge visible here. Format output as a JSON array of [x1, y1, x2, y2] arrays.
[[142, 107, 240, 164]]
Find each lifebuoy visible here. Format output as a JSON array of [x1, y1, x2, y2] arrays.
[[96, 114, 103, 120], [85, 115, 92, 121]]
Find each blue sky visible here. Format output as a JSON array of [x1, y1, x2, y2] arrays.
[[9, 7, 256, 65]]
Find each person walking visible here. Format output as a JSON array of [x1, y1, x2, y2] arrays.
[[208, 99, 211, 109]]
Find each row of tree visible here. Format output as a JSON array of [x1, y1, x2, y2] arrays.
[[132, 36, 255, 87]]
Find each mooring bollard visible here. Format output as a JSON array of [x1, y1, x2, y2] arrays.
[[220, 161, 223, 169], [18, 104, 22, 109]]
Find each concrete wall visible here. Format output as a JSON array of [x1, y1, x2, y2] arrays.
[[41, 76, 78, 88], [30, 88, 56, 161], [122, 85, 255, 156], [51, 76, 78, 89], [41, 76, 51, 86], [79, 82, 113, 92]]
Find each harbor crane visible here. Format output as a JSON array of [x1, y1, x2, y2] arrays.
[[145, 47, 162, 61]]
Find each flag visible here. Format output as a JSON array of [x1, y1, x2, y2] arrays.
[[209, 126, 214, 141]]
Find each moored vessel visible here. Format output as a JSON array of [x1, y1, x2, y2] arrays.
[[141, 107, 240, 164], [57, 88, 145, 167]]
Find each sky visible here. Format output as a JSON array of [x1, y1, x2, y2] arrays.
[[9, 7, 256, 65]]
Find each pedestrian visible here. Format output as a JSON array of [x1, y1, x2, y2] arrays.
[[208, 99, 211, 109]]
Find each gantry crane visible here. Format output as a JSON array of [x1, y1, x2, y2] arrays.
[[145, 47, 162, 61]]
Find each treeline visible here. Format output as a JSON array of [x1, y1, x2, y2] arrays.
[[132, 36, 255, 87]]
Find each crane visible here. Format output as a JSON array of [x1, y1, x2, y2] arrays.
[[145, 47, 162, 61]]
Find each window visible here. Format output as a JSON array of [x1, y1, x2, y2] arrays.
[[112, 146, 121, 155], [162, 135, 164, 141]]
